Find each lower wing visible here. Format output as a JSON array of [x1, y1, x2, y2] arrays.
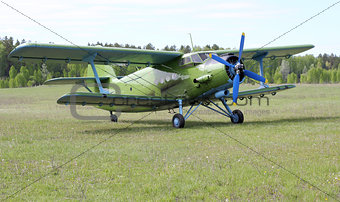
[[227, 84, 295, 99], [44, 77, 110, 85], [57, 92, 178, 112]]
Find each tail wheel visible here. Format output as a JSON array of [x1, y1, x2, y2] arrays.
[[172, 113, 185, 128], [231, 109, 244, 124], [110, 114, 118, 122]]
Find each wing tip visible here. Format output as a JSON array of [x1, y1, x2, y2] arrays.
[[304, 44, 315, 49]]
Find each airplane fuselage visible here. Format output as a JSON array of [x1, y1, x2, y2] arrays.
[[97, 53, 237, 112]]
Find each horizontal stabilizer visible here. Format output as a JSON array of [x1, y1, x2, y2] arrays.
[[227, 84, 295, 99], [44, 77, 110, 85]]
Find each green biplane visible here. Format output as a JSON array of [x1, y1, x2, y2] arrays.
[[9, 33, 313, 128]]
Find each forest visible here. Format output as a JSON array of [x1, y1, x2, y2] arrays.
[[1, 36, 340, 88]]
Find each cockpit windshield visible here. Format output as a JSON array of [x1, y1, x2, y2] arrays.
[[191, 54, 202, 63], [179, 53, 210, 67], [198, 53, 208, 61]]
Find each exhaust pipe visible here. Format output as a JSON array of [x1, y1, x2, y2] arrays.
[[215, 90, 229, 99]]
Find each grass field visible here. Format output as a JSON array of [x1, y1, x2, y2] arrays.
[[0, 84, 339, 201]]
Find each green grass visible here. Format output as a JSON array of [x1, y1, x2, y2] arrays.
[[0, 84, 339, 201]]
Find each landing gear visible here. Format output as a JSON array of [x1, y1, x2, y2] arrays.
[[171, 98, 244, 128], [110, 111, 118, 122], [231, 109, 244, 124], [172, 99, 185, 128], [172, 99, 202, 128], [200, 97, 244, 125], [172, 113, 185, 128]]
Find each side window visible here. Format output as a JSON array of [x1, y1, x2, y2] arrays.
[[179, 56, 192, 66], [183, 56, 191, 64]]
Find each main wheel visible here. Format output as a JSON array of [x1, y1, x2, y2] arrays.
[[231, 109, 244, 124], [172, 113, 185, 128], [110, 114, 118, 122]]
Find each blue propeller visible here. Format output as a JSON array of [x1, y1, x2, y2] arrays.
[[209, 53, 234, 68], [238, 33, 245, 64], [233, 73, 240, 105], [209, 33, 268, 105], [244, 70, 266, 83]]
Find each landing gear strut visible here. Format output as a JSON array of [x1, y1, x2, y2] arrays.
[[200, 97, 245, 125], [110, 111, 118, 122], [172, 99, 185, 128]]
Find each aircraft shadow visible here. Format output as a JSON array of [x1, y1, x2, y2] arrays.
[[132, 115, 340, 128], [81, 115, 339, 135]]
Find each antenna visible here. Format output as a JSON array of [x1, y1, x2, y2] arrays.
[[188, 33, 194, 51]]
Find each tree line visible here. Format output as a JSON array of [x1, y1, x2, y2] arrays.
[[1, 36, 340, 88], [243, 54, 340, 84]]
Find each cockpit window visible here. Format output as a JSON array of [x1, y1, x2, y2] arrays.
[[199, 53, 208, 61], [183, 56, 191, 64], [179, 53, 210, 67], [182, 57, 191, 65], [179, 56, 192, 66], [191, 54, 202, 63]]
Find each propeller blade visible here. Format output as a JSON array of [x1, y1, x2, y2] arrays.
[[244, 69, 268, 83], [238, 33, 245, 63], [209, 53, 235, 68], [232, 73, 240, 105]]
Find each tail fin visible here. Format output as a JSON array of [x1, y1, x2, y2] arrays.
[[86, 64, 116, 78]]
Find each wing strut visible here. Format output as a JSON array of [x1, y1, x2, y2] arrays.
[[252, 52, 268, 88], [82, 53, 109, 94]]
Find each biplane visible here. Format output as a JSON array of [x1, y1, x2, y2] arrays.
[[9, 33, 314, 128]]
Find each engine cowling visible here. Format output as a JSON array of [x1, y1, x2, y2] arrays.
[[221, 54, 245, 81]]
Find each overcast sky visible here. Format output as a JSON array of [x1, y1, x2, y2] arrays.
[[1, 0, 339, 55]]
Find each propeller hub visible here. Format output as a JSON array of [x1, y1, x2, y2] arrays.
[[221, 54, 245, 81], [235, 63, 244, 71]]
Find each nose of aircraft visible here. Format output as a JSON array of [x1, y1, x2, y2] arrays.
[[209, 33, 268, 105]]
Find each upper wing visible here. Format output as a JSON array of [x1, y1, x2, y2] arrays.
[[8, 43, 183, 65], [215, 44, 314, 60]]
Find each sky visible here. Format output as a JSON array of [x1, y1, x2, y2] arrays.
[[1, 0, 339, 56]]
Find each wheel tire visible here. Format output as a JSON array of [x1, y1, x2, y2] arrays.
[[172, 113, 185, 128], [110, 114, 118, 122], [231, 109, 244, 124]]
